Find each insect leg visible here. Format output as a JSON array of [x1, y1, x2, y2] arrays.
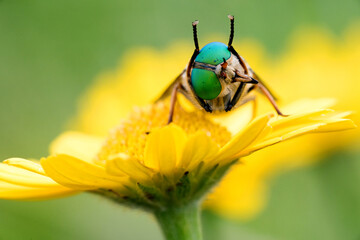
[[234, 71, 258, 84], [185, 83, 212, 112], [257, 82, 287, 116], [196, 97, 212, 112], [225, 82, 245, 111], [251, 71, 279, 101], [167, 82, 180, 124]]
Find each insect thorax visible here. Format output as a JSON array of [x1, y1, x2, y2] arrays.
[[181, 52, 255, 112]]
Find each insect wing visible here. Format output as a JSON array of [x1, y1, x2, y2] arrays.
[[155, 70, 186, 102]]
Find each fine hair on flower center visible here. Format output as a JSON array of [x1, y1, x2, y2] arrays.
[[97, 102, 231, 164]]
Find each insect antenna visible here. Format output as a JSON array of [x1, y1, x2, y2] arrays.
[[227, 15, 249, 74], [192, 20, 200, 51], [227, 15, 234, 47], [187, 20, 201, 77]]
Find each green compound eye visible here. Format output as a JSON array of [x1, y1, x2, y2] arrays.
[[191, 68, 222, 100], [195, 42, 231, 65]]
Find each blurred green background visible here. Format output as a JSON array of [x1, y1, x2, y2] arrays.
[[0, 0, 359, 239]]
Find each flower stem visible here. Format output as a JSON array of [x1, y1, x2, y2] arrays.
[[154, 202, 203, 240]]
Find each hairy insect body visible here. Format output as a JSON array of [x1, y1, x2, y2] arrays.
[[178, 42, 256, 112], [157, 16, 285, 123]]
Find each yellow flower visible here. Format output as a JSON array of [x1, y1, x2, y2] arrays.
[[70, 23, 360, 218], [208, 24, 360, 218], [0, 99, 354, 208]]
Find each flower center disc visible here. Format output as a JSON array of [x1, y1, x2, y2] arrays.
[[97, 102, 231, 164]]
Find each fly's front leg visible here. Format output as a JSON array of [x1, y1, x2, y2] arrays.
[[233, 71, 258, 84], [257, 83, 287, 117], [167, 82, 180, 124]]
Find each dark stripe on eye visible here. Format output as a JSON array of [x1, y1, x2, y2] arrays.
[[193, 62, 217, 71]]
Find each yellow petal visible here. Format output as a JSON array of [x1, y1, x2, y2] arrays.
[[315, 119, 356, 132], [216, 114, 271, 164], [106, 153, 154, 183], [180, 131, 219, 170], [0, 181, 76, 200], [260, 109, 353, 142], [4, 158, 46, 175], [0, 159, 63, 188], [240, 110, 356, 157], [241, 125, 323, 157], [269, 109, 334, 133], [315, 110, 352, 120], [0, 158, 76, 200], [41, 154, 126, 190], [50, 131, 104, 162], [144, 123, 187, 175], [242, 137, 283, 156]]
